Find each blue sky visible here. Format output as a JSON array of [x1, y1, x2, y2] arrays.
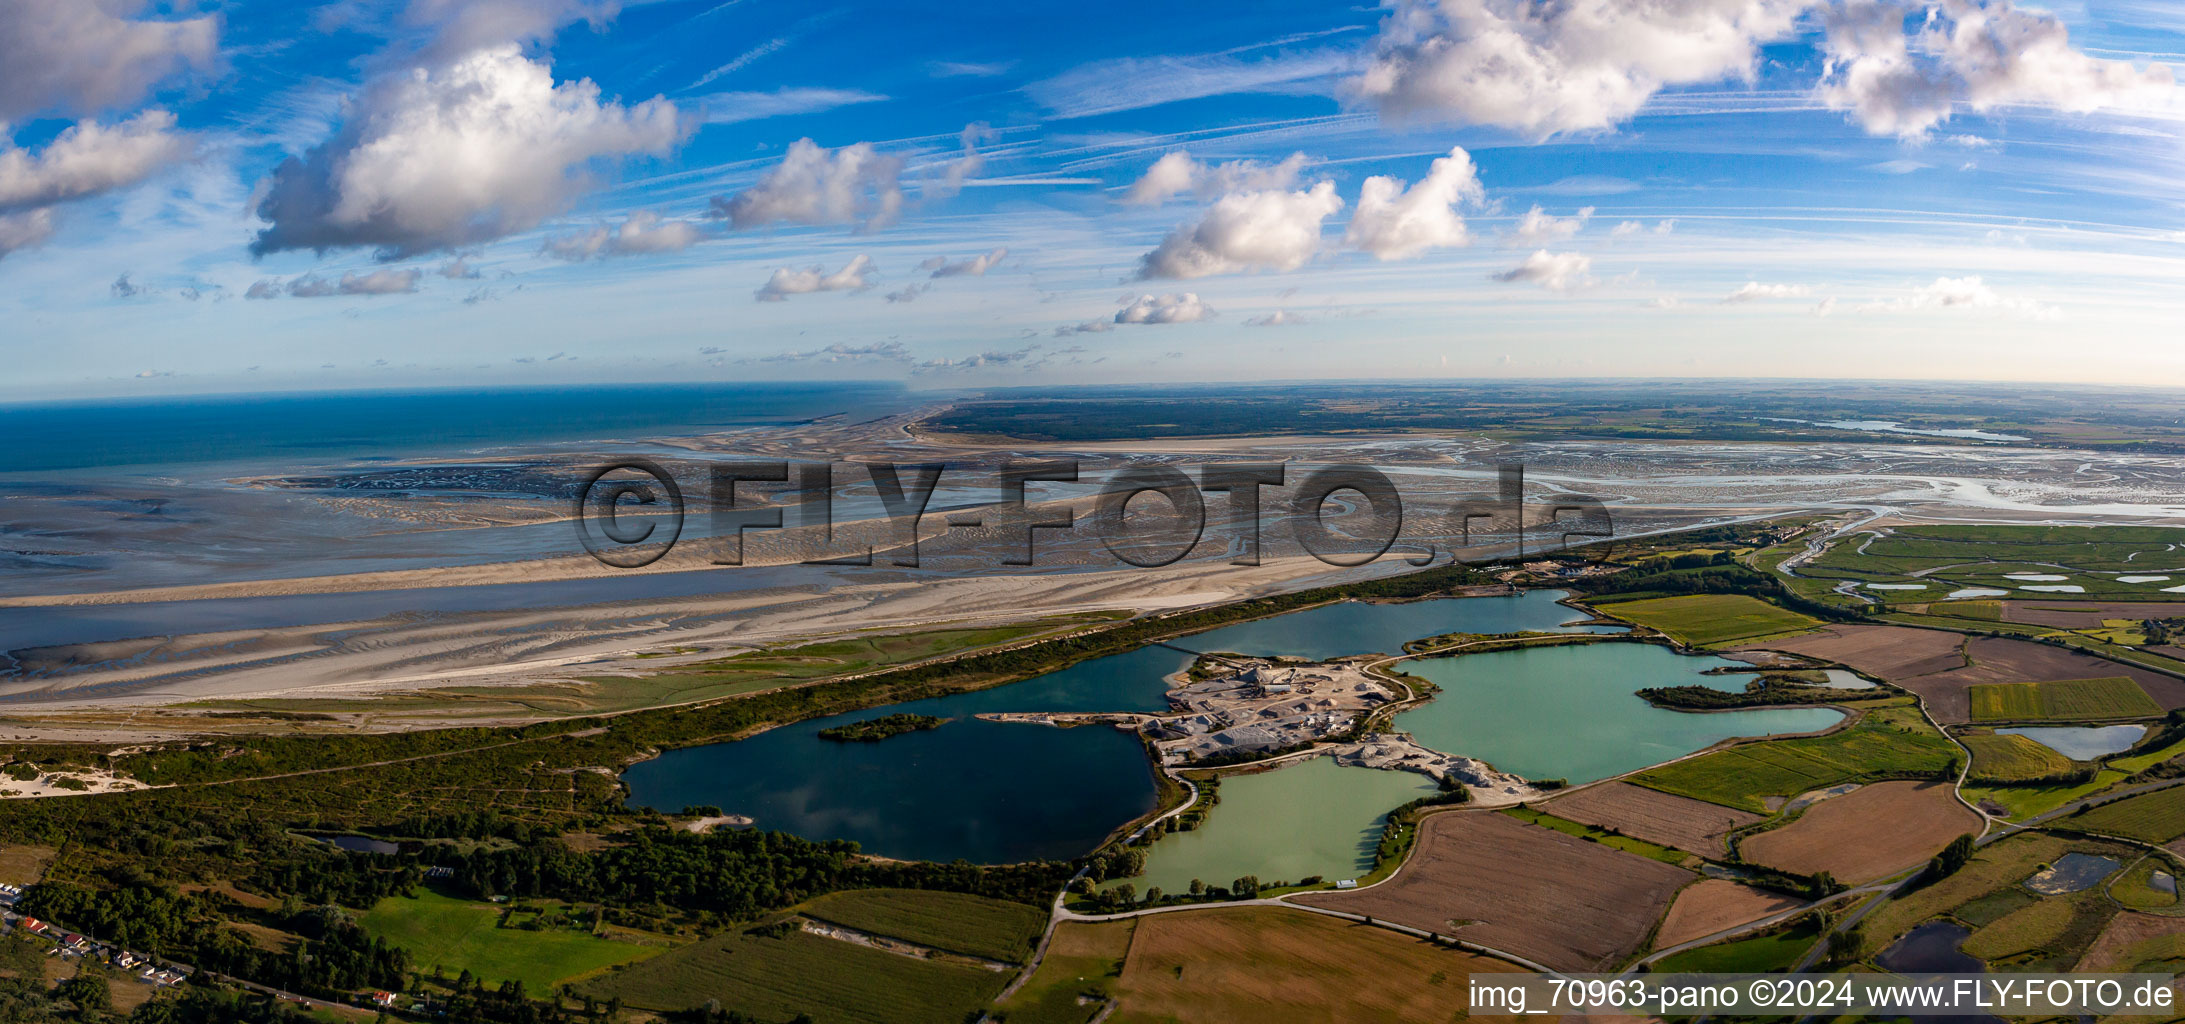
[[4, 0, 2185, 400]]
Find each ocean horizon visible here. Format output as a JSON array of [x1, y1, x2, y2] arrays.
[[0, 381, 927, 473]]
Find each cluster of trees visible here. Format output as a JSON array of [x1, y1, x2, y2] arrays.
[[1916, 834, 1978, 888], [815, 713, 944, 743], [417, 829, 1070, 922], [2143, 619, 2185, 646], [1636, 677, 1848, 710], [18, 875, 408, 1003]]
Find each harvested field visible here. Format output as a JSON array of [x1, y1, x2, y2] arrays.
[[1111, 907, 1523, 1024], [2004, 602, 2185, 629], [1654, 880, 1801, 949], [1742, 625, 1967, 682], [1739, 782, 1981, 884], [2077, 911, 2185, 972], [1294, 811, 1692, 971], [1544, 782, 1763, 859]]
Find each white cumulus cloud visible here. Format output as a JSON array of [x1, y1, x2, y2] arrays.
[[1492, 249, 1593, 291], [247, 269, 423, 298], [1346, 0, 1806, 138], [1345, 145, 1484, 260], [250, 46, 681, 259], [755, 253, 875, 301], [1858, 274, 2057, 317], [0, 110, 192, 258], [1818, 0, 2174, 139], [1121, 151, 1310, 207], [1137, 181, 1343, 279], [709, 138, 904, 232], [542, 211, 704, 260], [1504, 204, 1593, 246], [928, 246, 1008, 278], [0, 0, 218, 121], [1116, 292, 1213, 323], [1722, 281, 1813, 302]]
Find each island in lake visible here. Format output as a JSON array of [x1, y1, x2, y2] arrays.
[[818, 712, 946, 742]]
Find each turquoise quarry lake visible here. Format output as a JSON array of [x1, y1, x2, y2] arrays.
[[1393, 642, 1845, 784], [622, 590, 1610, 863]]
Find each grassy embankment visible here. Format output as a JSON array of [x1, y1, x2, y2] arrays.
[[1629, 704, 1957, 814]]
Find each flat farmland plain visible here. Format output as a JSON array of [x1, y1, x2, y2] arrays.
[[1543, 782, 1764, 859], [1737, 781, 1982, 883], [1295, 811, 1692, 971]]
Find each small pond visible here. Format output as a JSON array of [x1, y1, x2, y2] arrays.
[[322, 835, 401, 855], [2000, 725, 2145, 761], [2024, 852, 2121, 895], [1877, 920, 1983, 974]]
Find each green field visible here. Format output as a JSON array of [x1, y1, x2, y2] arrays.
[[2071, 785, 2185, 844], [2110, 734, 2185, 774], [1959, 890, 2117, 970], [361, 890, 661, 990], [1631, 705, 1956, 813], [1962, 770, 2129, 821], [1961, 732, 2077, 782], [1594, 594, 1822, 648], [1966, 677, 2162, 723], [798, 888, 1046, 963], [2111, 858, 2180, 911], [577, 918, 1010, 1023], [1652, 920, 1819, 974]]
